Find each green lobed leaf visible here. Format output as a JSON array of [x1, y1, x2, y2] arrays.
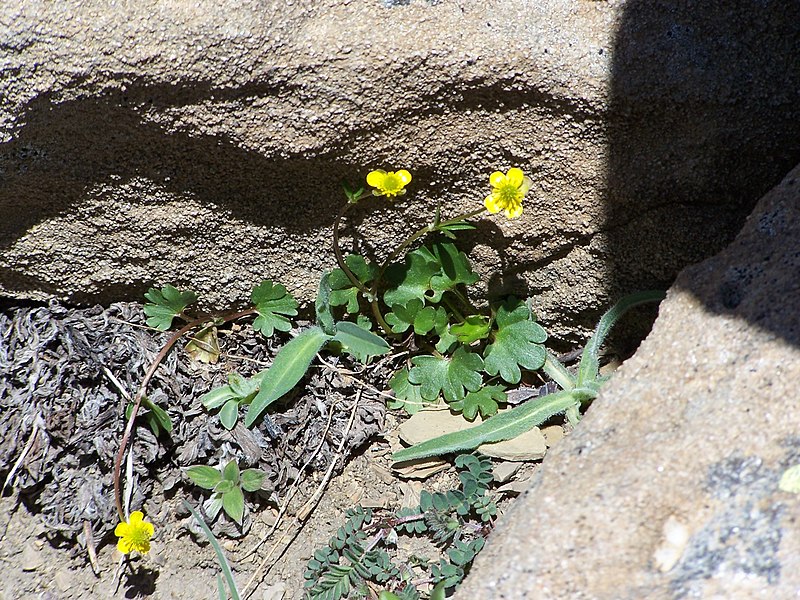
[[383, 248, 440, 307], [450, 385, 506, 421], [251, 280, 299, 337], [388, 367, 429, 415], [245, 326, 332, 427], [328, 255, 378, 314], [450, 315, 491, 344], [222, 487, 245, 524], [408, 346, 484, 404], [186, 465, 223, 490], [392, 389, 578, 462], [143, 284, 198, 330], [385, 298, 423, 334], [429, 242, 479, 297], [483, 300, 547, 384], [331, 320, 391, 362]]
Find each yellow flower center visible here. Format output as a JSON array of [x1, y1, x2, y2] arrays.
[[380, 173, 404, 195], [129, 524, 152, 549], [495, 181, 523, 206]]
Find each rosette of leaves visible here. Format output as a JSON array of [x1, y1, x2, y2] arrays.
[[393, 291, 666, 463], [200, 373, 259, 430], [185, 460, 265, 525]]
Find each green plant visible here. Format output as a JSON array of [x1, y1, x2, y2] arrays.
[[185, 460, 266, 525], [184, 500, 242, 600], [303, 453, 495, 600], [392, 290, 665, 462]]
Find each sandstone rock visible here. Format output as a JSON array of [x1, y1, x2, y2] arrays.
[[457, 164, 800, 598], [1, 1, 798, 345]]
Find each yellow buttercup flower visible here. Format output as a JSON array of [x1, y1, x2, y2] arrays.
[[115, 511, 154, 555], [484, 167, 532, 219], [366, 169, 412, 198]]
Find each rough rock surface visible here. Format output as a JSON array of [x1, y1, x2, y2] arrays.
[[456, 164, 800, 599], [2, 1, 799, 345]]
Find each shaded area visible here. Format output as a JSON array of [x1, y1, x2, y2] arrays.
[[605, 0, 800, 344], [0, 85, 353, 250]]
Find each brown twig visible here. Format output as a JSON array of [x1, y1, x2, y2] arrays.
[[112, 308, 256, 520]]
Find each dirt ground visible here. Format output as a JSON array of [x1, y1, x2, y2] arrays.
[[0, 301, 548, 600], [0, 426, 538, 600]]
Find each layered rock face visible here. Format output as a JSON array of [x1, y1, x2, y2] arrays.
[[1, 0, 799, 346], [457, 164, 800, 599]]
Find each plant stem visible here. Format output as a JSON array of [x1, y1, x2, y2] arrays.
[[369, 206, 488, 337], [542, 351, 576, 391], [332, 202, 371, 296], [113, 307, 256, 520]]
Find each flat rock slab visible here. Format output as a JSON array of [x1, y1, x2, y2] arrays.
[[457, 164, 800, 598]]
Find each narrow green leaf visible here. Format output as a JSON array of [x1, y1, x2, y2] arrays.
[[315, 272, 337, 335], [183, 501, 242, 600], [577, 290, 666, 387], [143, 284, 198, 330], [392, 390, 578, 462], [219, 399, 239, 430], [185, 465, 223, 490], [148, 401, 173, 434], [201, 385, 237, 410], [332, 320, 391, 362], [222, 487, 245, 524], [245, 326, 332, 427], [251, 280, 298, 337]]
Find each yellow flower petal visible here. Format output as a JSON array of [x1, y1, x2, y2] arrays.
[[396, 169, 412, 185], [505, 202, 523, 219], [506, 167, 524, 187], [489, 171, 506, 187], [366, 170, 386, 188], [114, 522, 130, 537], [520, 176, 533, 195], [484, 194, 501, 213], [117, 537, 133, 554]]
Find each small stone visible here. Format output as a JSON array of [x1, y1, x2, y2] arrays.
[[541, 425, 564, 446], [20, 543, 42, 571], [653, 515, 691, 572], [493, 461, 521, 483], [54, 570, 71, 593]]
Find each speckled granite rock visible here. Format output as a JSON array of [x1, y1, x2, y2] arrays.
[[456, 164, 800, 599], [1, 1, 799, 345]]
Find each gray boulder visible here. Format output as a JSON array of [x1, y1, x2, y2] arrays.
[[457, 163, 800, 599], [1, 0, 799, 346]]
